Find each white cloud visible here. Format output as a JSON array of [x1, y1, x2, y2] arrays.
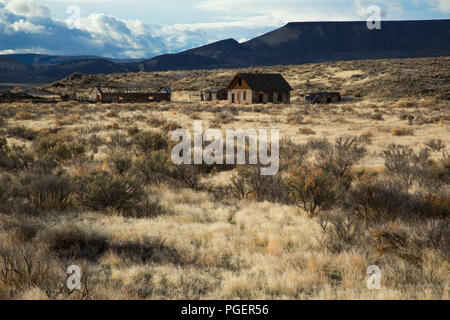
[[5, 0, 50, 17], [8, 18, 46, 33], [0, 0, 447, 59], [431, 0, 450, 12]]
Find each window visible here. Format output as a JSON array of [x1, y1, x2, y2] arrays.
[[278, 93, 282, 102], [243, 92, 247, 101], [238, 78, 242, 86]]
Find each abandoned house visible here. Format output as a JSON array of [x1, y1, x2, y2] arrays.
[[302, 92, 342, 104], [200, 88, 228, 102], [227, 73, 293, 104], [88, 86, 171, 103], [0, 89, 61, 102]]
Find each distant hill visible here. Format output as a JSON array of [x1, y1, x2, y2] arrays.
[[0, 20, 449, 85], [135, 20, 450, 71], [2, 54, 145, 67]]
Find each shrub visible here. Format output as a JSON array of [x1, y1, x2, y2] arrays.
[[135, 150, 172, 185], [0, 243, 60, 297], [318, 211, 363, 252], [171, 164, 201, 189], [425, 139, 445, 152], [0, 139, 34, 170], [126, 126, 140, 136], [0, 116, 7, 127], [348, 178, 414, 222], [7, 126, 38, 141], [298, 127, 316, 135], [126, 199, 168, 219], [371, 112, 384, 121], [21, 172, 74, 209], [15, 111, 33, 120], [81, 171, 143, 212], [288, 167, 338, 217], [0, 174, 14, 212], [146, 117, 166, 128], [392, 127, 414, 136], [37, 134, 85, 161], [161, 121, 181, 132], [228, 166, 289, 203], [315, 135, 366, 189], [107, 133, 132, 150], [108, 152, 132, 175], [134, 131, 168, 154], [383, 144, 431, 189]]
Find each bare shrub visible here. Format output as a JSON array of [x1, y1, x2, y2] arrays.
[[383, 144, 431, 189], [317, 211, 363, 252], [228, 166, 289, 203], [314, 135, 366, 190], [288, 167, 337, 217], [348, 178, 415, 222], [21, 172, 74, 210], [425, 139, 445, 152], [107, 132, 133, 150], [0, 243, 62, 298]]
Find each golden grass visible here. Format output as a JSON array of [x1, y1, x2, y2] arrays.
[[1, 57, 449, 300]]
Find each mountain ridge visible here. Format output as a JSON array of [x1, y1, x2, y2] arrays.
[[1, 19, 449, 85]]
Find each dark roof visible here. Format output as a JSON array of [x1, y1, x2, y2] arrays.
[[93, 86, 171, 94], [228, 73, 293, 91], [306, 92, 341, 96]]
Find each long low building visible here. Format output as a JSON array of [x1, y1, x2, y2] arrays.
[[88, 86, 171, 103]]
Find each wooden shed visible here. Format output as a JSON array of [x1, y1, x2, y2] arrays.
[[302, 92, 342, 104], [200, 88, 228, 101]]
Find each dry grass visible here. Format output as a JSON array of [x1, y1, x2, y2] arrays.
[[0, 56, 449, 300]]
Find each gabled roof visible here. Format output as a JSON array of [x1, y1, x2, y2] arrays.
[[228, 73, 293, 91]]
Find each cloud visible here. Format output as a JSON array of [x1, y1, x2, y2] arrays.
[[0, 0, 447, 59], [0, 0, 168, 58], [431, 0, 450, 12], [0, 0, 278, 57], [5, 0, 50, 17]]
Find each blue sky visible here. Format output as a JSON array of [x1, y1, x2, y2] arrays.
[[1, 0, 449, 58]]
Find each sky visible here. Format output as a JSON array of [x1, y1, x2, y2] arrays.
[[0, 0, 449, 59]]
